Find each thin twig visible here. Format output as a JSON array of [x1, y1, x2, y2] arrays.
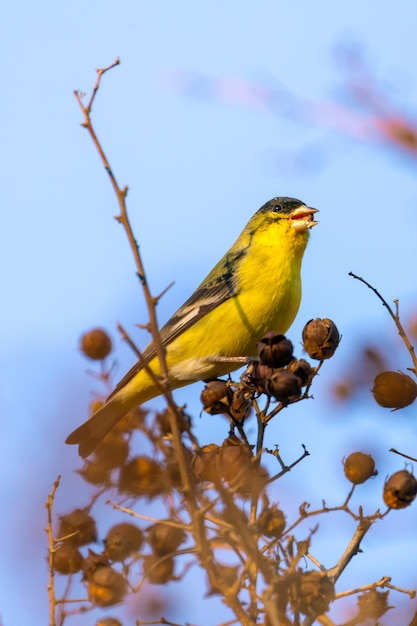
[[74, 60, 198, 505], [45, 475, 61, 626], [349, 272, 417, 374], [390, 447, 417, 462], [327, 515, 374, 583], [107, 500, 190, 529]]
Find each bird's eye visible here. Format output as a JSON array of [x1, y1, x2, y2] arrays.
[[273, 203, 283, 212]]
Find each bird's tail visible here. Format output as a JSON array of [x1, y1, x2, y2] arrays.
[[66, 395, 134, 458]]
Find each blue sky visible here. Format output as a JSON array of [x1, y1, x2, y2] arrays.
[[2, 2, 417, 625]]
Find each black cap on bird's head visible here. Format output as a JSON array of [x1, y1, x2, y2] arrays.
[[259, 197, 305, 215]]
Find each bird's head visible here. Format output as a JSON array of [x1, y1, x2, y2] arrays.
[[260, 197, 319, 232]]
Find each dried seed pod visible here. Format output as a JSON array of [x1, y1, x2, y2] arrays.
[[286, 358, 313, 387], [77, 460, 112, 486], [372, 371, 417, 409], [356, 589, 391, 620], [142, 555, 175, 584], [94, 433, 129, 470], [147, 522, 186, 556], [257, 505, 286, 538], [383, 470, 417, 509], [80, 328, 112, 360], [192, 444, 221, 482], [343, 452, 377, 484], [218, 440, 253, 487], [104, 523, 144, 561], [200, 380, 232, 414], [245, 361, 274, 393], [302, 318, 340, 360], [258, 332, 294, 367], [118, 456, 165, 498], [155, 406, 191, 435], [52, 543, 83, 574], [87, 566, 127, 607], [82, 550, 110, 577], [208, 563, 240, 595], [218, 439, 268, 495], [58, 509, 97, 546], [265, 370, 301, 402], [289, 570, 335, 616]]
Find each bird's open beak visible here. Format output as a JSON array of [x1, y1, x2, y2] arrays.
[[290, 206, 319, 231]]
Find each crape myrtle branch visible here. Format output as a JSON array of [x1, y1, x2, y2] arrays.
[[335, 575, 416, 601], [349, 272, 417, 375], [74, 60, 251, 625], [265, 444, 310, 483], [74, 59, 193, 491], [74, 61, 189, 477], [107, 500, 191, 530]]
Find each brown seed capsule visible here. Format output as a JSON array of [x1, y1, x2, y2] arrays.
[[77, 460, 112, 486], [147, 522, 186, 556], [302, 318, 340, 360], [343, 452, 377, 484], [94, 433, 129, 470], [208, 563, 240, 595], [245, 361, 275, 393], [142, 554, 175, 584], [200, 380, 232, 414], [87, 566, 127, 607], [290, 570, 335, 616], [118, 456, 166, 498], [383, 470, 417, 509], [372, 371, 417, 409], [218, 439, 268, 495], [258, 332, 294, 367], [82, 549, 110, 577], [265, 370, 301, 402], [356, 589, 391, 620], [257, 505, 286, 538], [58, 509, 97, 546], [104, 523, 144, 562], [52, 543, 83, 574], [80, 328, 112, 360], [155, 406, 191, 435], [192, 444, 221, 482], [218, 441, 252, 486], [286, 358, 313, 387]]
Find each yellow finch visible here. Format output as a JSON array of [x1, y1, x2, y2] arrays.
[[67, 197, 318, 456]]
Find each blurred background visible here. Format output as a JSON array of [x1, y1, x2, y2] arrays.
[[2, 1, 417, 624]]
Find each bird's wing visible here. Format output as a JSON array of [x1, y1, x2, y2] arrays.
[[108, 247, 245, 398]]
